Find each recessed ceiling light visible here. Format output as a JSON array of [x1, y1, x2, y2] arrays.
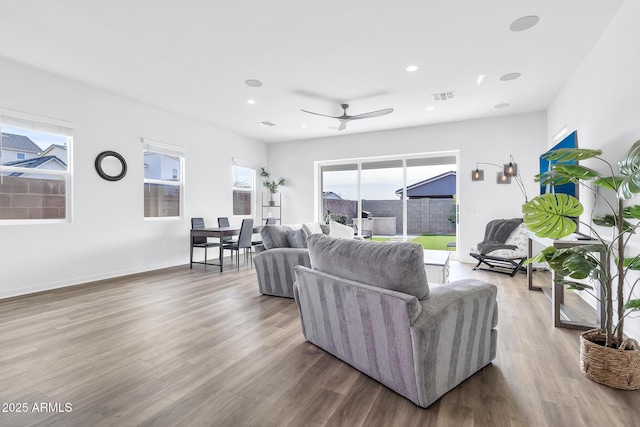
[[494, 103, 511, 109], [406, 65, 418, 72], [477, 74, 485, 86], [257, 121, 275, 127], [500, 72, 522, 81], [510, 15, 540, 32], [301, 125, 308, 129], [245, 79, 263, 87], [426, 107, 435, 111], [247, 99, 256, 104]]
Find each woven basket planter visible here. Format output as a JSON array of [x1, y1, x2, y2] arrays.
[[580, 328, 640, 390]]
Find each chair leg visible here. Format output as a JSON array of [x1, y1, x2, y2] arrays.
[[190, 245, 194, 269], [204, 247, 207, 269]]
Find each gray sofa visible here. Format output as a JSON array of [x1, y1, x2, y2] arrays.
[[293, 234, 498, 408], [254, 224, 327, 298]]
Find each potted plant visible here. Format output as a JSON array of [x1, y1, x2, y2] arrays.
[[522, 140, 640, 389], [260, 167, 286, 206]]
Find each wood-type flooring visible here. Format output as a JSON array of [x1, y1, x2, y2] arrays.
[[1, 260, 639, 426]]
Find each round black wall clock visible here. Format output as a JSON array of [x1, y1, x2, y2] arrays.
[[95, 151, 127, 181]]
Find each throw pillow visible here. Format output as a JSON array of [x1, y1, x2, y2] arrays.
[[286, 229, 308, 248], [302, 222, 324, 236], [328, 220, 354, 239], [260, 225, 291, 249]]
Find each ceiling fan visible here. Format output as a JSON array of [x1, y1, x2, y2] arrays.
[[301, 103, 394, 131]]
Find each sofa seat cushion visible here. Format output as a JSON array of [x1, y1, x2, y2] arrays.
[[307, 234, 429, 300]]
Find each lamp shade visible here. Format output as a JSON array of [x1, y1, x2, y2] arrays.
[[496, 172, 511, 184], [471, 169, 484, 181], [503, 162, 517, 176]]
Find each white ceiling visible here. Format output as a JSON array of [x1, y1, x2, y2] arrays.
[[0, 1, 625, 143]]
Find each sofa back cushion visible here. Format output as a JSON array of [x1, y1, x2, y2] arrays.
[[261, 225, 294, 249], [286, 229, 308, 248], [306, 234, 429, 300]]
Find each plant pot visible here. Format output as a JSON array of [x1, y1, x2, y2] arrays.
[[268, 200, 275, 206], [579, 328, 640, 390]]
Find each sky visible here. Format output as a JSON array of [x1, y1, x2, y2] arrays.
[[2, 125, 68, 150], [323, 164, 455, 200]]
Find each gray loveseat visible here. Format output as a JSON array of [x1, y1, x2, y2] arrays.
[[253, 224, 327, 298], [294, 234, 498, 408]]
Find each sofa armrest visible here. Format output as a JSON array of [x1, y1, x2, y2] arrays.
[[410, 279, 498, 407], [294, 265, 423, 405]]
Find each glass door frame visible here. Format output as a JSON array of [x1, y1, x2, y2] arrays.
[[314, 150, 460, 244]]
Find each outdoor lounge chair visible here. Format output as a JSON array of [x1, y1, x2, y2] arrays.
[[470, 219, 528, 277]]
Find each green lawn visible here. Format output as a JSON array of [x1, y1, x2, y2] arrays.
[[371, 234, 455, 250]]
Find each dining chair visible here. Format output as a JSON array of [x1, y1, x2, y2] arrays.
[[218, 216, 237, 261], [190, 217, 220, 269], [225, 218, 256, 270]]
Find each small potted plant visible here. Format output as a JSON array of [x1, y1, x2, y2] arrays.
[[522, 140, 640, 389], [260, 167, 286, 206]]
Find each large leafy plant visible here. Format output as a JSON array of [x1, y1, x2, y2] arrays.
[[522, 140, 640, 348]]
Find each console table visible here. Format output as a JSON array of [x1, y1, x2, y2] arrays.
[[527, 231, 606, 330]]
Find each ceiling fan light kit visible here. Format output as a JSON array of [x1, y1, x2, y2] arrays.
[[301, 103, 394, 131]]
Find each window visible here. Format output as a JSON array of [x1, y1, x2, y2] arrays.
[[232, 160, 255, 216], [0, 112, 72, 222], [143, 139, 184, 218]]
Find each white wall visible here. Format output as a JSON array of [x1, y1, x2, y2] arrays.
[[547, 0, 640, 339], [266, 112, 546, 263], [0, 58, 266, 299]]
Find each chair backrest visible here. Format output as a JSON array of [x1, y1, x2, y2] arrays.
[[191, 217, 207, 245], [218, 217, 230, 227], [237, 218, 254, 248], [266, 217, 276, 225]]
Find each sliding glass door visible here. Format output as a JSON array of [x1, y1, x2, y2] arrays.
[[320, 163, 359, 226], [361, 159, 404, 237], [318, 153, 458, 250]]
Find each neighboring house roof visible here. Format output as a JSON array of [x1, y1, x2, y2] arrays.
[[1, 133, 41, 153], [323, 191, 343, 200], [395, 171, 456, 198], [3, 155, 66, 175], [41, 144, 67, 155]]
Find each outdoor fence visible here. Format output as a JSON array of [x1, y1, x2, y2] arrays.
[[322, 198, 455, 235]]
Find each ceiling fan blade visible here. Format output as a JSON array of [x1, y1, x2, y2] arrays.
[[348, 108, 394, 120], [338, 121, 347, 131], [300, 109, 340, 119]]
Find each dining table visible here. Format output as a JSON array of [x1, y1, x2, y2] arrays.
[[190, 225, 262, 272]]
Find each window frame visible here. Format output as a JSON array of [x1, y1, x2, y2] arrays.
[[143, 138, 185, 220], [0, 110, 73, 225]]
